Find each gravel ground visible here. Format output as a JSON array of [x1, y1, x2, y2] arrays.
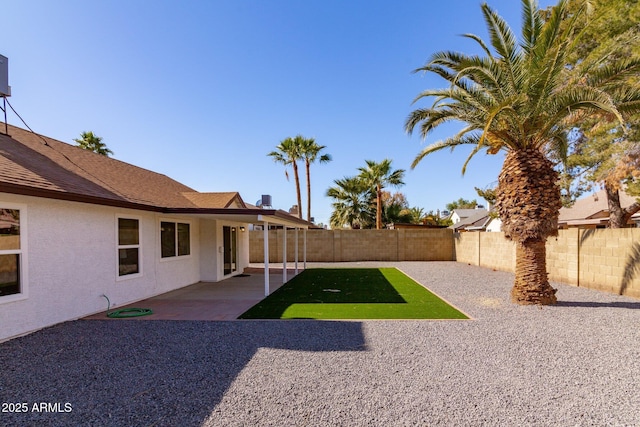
[[1, 261, 640, 426]]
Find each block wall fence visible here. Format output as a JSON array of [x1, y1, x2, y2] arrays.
[[249, 229, 454, 263], [249, 228, 640, 298]]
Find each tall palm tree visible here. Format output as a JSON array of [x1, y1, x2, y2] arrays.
[[357, 159, 405, 230], [405, 0, 640, 305], [299, 137, 332, 222], [326, 177, 374, 229], [268, 136, 304, 218], [74, 131, 113, 156]]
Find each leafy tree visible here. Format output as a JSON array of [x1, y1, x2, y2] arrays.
[[357, 159, 405, 230], [299, 137, 332, 222], [74, 131, 113, 156], [405, 0, 640, 304], [326, 177, 374, 229], [551, 0, 640, 227], [475, 186, 499, 218], [380, 191, 409, 209], [268, 136, 304, 219], [445, 198, 478, 211], [474, 187, 496, 207]]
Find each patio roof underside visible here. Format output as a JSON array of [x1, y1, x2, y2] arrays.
[[170, 210, 310, 229]]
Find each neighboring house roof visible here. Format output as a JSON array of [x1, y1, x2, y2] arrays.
[[559, 188, 640, 227], [451, 208, 486, 220], [0, 124, 310, 227], [451, 209, 491, 231]]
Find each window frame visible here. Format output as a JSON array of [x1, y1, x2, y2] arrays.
[[116, 215, 142, 281], [159, 219, 192, 260], [0, 203, 28, 303]]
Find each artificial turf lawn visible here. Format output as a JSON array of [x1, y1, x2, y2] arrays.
[[238, 268, 468, 320]]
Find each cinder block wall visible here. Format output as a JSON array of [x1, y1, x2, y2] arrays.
[[577, 228, 640, 297], [479, 232, 515, 271], [453, 232, 479, 265], [249, 228, 454, 263], [455, 229, 640, 298], [250, 228, 640, 298], [546, 229, 579, 285]]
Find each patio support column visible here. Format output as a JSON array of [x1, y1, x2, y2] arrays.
[[263, 221, 269, 296], [283, 226, 287, 284], [303, 228, 307, 269], [295, 227, 299, 274]]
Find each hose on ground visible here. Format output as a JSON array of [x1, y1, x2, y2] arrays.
[[102, 294, 153, 318]]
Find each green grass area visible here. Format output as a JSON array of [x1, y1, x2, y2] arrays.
[[238, 268, 468, 320]]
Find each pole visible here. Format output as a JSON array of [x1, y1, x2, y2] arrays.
[[263, 221, 269, 296]]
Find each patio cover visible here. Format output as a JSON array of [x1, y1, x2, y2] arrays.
[[166, 207, 311, 296]]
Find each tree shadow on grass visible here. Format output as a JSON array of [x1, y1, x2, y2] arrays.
[[0, 319, 366, 426], [240, 268, 406, 319]]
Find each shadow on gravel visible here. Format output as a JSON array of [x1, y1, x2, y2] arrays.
[[555, 300, 640, 309], [0, 320, 366, 426]]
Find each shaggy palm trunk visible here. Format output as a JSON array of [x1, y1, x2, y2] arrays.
[[306, 160, 312, 222], [292, 162, 302, 219], [496, 148, 561, 305], [512, 239, 556, 304]]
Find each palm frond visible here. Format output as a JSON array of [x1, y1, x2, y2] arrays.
[[462, 33, 493, 58], [521, 0, 542, 55], [481, 3, 519, 63], [587, 58, 640, 88], [411, 133, 482, 169]]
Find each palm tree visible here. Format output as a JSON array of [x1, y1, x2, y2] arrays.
[[405, 0, 640, 304], [406, 207, 426, 224], [357, 159, 405, 230], [268, 136, 304, 219], [299, 137, 332, 222], [326, 177, 374, 229], [74, 131, 113, 156]]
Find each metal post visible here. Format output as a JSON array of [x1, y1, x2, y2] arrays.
[[295, 227, 299, 274], [263, 221, 269, 296], [283, 226, 287, 283], [303, 228, 307, 269]]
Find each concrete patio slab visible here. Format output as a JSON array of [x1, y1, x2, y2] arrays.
[[84, 267, 300, 321]]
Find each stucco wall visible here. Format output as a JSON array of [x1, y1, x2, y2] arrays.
[[0, 194, 222, 341]]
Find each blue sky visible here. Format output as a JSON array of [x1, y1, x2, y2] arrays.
[[3, 0, 556, 225]]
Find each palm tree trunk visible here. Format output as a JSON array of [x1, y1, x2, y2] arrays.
[[292, 162, 302, 219], [376, 186, 382, 229], [496, 148, 562, 305], [512, 239, 557, 304], [306, 160, 311, 222]]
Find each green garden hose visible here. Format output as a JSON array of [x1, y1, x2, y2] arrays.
[[102, 295, 153, 318]]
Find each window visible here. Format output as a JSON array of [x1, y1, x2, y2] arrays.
[[118, 218, 140, 276], [0, 207, 23, 299], [161, 221, 190, 258]]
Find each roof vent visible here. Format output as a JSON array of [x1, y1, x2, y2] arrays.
[[0, 55, 10, 97]]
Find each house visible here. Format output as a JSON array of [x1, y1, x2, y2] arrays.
[[0, 124, 309, 341], [558, 189, 640, 229], [449, 208, 489, 232]]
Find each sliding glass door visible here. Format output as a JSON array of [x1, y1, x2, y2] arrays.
[[223, 226, 237, 275]]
